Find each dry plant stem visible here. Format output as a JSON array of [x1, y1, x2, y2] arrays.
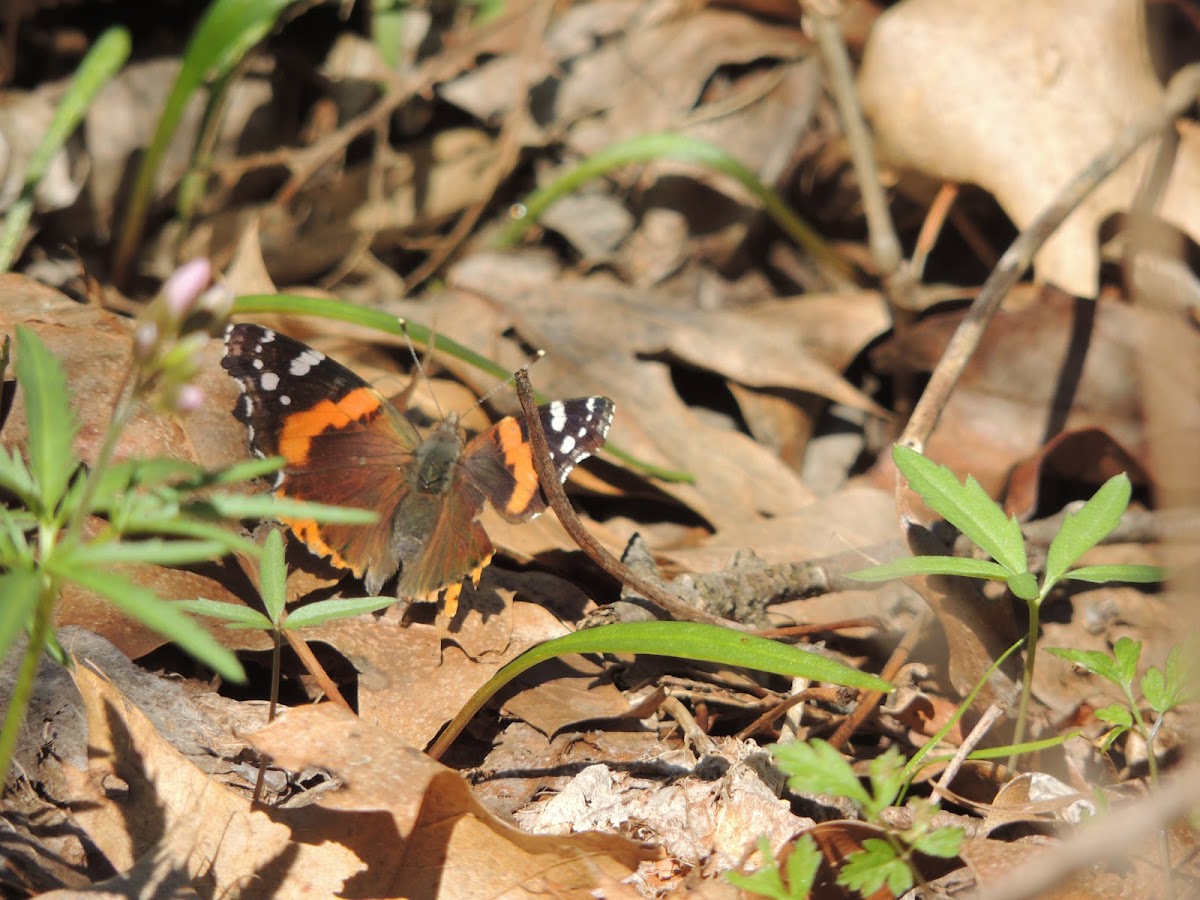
[[803, 0, 922, 421], [934, 701, 1003, 797], [735, 688, 830, 741], [910, 183, 959, 282], [976, 758, 1200, 900], [826, 607, 931, 751], [662, 694, 718, 757], [513, 369, 750, 631], [900, 63, 1200, 453], [282, 629, 352, 711]]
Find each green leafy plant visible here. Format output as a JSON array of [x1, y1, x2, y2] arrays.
[[178, 527, 395, 716], [1047, 635, 1198, 785], [850, 445, 1165, 747], [0, 264, 376, 788], [774, 741, 962, 896], [725, 834, 822, 899]]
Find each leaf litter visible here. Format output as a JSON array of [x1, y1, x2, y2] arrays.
[[2, 0, 1198, 897]]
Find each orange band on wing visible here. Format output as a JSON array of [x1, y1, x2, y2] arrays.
[[283, 515, 356, 575], [495, 417, 539, 516], [277, 387, 382, 464]]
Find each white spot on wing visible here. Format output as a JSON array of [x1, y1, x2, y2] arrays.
[[280, 395, 291, 406], [558, 434, 576, 455], [252, 358, 263, 370], [289, 348, 325, 376], [547, 401, 567, 433], [260, 372, 280, 391]]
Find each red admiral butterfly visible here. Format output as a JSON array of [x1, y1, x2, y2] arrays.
[[222, 323, 615, 616]]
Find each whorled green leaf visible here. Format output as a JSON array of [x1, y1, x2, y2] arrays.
[[49, 559, 244, 682], [724, 834, 820, 899], [892, 445, 1027, 575], [258, 528, 287, 624], [1043, 474, 1131, 593], [120, 516, 261, 557], [15, 326, 78, 513], [1061, 564, 1165, 585], [428, 623, 892, 759], [1006, 571, 1040, 601], [282, 595, 398, 629], [62, 538, 229, 568], [202, 492, 379, 525], [849, 556, 1012, 583], [0, 569, 41, 663], [176, 597, 273, 630]]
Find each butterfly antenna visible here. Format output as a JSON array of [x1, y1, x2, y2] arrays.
[[468, 348, 546, 416], [398, 318, 445, 420]]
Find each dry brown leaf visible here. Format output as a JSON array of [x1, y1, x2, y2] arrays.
[[870, 286, 1198, 506], [304, 597, 578, 748], [63, 662, 364, 895], [859, 0, 1200, 297], [248, 702, 660, 896]]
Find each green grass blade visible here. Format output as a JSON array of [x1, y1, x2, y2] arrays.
[[495, 132, 854, 285], [282, 595, 398, 628], [0, 27, 130, 271], [231, 294, 692, 483], [49, 560, 244, 682], [0, 569, 41, 663], [112, 0, 295, 285], [1043, 474, 1131, 593], [428, 621, 892, 758], [893, 445, 1027, 575], [15, 326, 78, 512]]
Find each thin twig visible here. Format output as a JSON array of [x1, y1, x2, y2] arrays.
[[513, 369, 751, 630], [901, 64, 1200, 453], [935, 702, 1003, 796], [826, 607, 932, 751]]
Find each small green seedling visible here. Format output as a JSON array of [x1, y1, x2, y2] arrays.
[[179, 527, 395, 800], [179, 527, 396, 718], [774, 741, 962, 896], [725, 834, 821, 899], [1047, 635, 1198, 785], [850, 445, 1166, 747]]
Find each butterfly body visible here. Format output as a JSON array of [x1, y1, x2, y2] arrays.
[[221, 323, 614, 613]]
